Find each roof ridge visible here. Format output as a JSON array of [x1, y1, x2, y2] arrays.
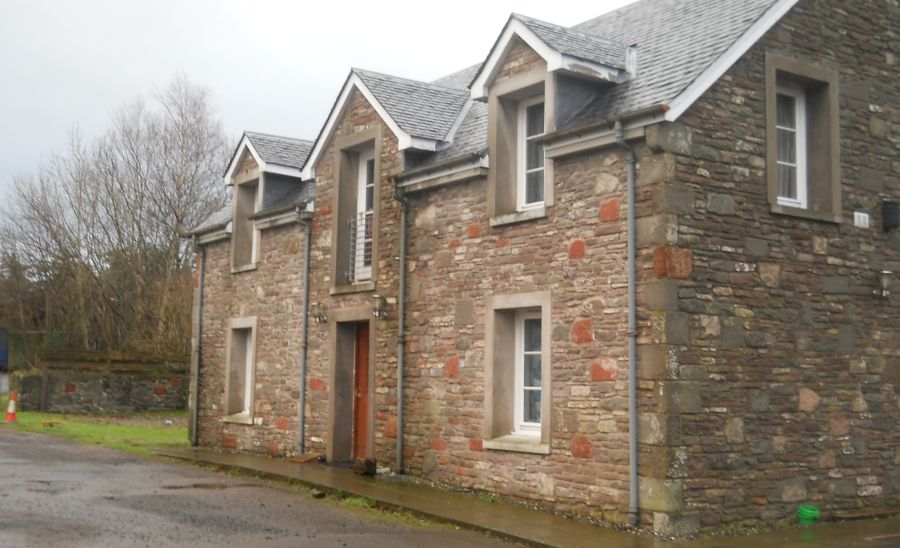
[[244, 130, 314, 145], [352, 67, 469, 94]]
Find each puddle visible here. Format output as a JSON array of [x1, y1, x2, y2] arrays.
[[160, 482, 258, 490]]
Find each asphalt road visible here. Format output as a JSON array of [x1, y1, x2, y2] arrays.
[[0, 430, 510, 547]]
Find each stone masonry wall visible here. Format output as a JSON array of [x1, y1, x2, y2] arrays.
[[198, 223, 306, 457], [296, 38, 677, 526], [12, 354, 188, 413], [303, 88, 405, 462], [641, 0, 899, 532]]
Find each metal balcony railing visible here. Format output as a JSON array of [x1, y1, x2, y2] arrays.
[[346, 211, 373, 283]]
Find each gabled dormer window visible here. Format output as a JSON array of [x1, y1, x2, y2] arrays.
[[517, 97, 545, 211]]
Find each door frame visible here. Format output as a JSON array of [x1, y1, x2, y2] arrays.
[[326, 305, 376, 463]]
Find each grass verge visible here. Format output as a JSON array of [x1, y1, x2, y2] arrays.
[[0, 392, 189, 457]]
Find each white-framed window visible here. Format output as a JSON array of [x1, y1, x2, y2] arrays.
[[232, 180, 260, 270], [517, 97, 545, 211], [225, 316, 257, 422], [353, 148, 375, 282], [775, 83, 807, 209], [514, 310, 542, 436]]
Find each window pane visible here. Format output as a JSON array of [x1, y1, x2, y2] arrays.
[[524, 318, 541, 351], [366, 159, 375, 185], [523, 390, 541, 423], [365, 186, 374, 210], [777, 128, 796, 163], [777, 93, 795, 128], [779, 164, 796, 199], [526, 139, 544, 170], [524, 354, 541, 386], [525, 171, 544, 204], [526, 103, 544, 137]]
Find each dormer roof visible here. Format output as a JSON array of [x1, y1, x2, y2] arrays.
[[301, 69, 470, 179], [469, 13, 634, 100], [223, 131, 313, 183]]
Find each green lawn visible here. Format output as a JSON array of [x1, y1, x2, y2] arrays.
[[0, 392, 190, 456]]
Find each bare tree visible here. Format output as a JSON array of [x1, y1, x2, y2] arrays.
[[0, 76, 228, 355]]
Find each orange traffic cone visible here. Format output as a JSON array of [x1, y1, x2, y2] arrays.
[[6, 391, 16, 423]]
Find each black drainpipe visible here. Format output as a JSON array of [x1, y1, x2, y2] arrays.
[[298, 207, 313, 454], [393, 184, 408, 473], [190, 236, 205, 447]]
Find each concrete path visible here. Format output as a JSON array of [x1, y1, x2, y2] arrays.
[[0, 430, 509, 547], [159, 446, 900, 548]]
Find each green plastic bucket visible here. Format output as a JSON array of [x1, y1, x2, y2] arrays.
[[797, 505, 820, 525]]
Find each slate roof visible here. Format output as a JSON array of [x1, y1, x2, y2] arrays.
[[564, 0, 779, 127], [512, 13, 628, 69], [353, 69, 470, 141], [245, 131, 314, 170], [188, 200, 232, 235]]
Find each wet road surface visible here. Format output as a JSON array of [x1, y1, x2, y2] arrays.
[[0, 430, 509, 547]]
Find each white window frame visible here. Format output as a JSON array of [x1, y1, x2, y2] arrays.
[[354, 148, 375, 282], [516, 96, 545, 212], [775, 83, 807, 209], [513, 310, 542, 436], [224, 316, 257, 423]]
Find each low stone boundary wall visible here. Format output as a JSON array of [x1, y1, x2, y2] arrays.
[[11, 352, 188, 413]]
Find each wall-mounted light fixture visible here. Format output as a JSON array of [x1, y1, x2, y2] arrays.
[[874, 270, 892, 299], [372, 294, 388, 319], [313, 303, 328, 324]]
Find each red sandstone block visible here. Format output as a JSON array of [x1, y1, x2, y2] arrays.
[[467, 224, 481, 239], [448, 239, 461, 249], [319, 204, 332, 216], [444, 356, 460, 378], [569, 239, 585, 259], [600, 198, 620, 221], [830, 412, 849, 436], [468, 438, 483, 451], [275, 417, 290, 430], [653, 246, 693, 279], [268, 442, 280, 457], [432, 438, 448, 451], [572, 319, 593, 343], [223, 436, 237, 449], [153, 385, 168, 396], [591, 360, 617, 381], [309, 378, 327, 392], [495, 239, 509, 248], [384, 416, 398, 438], [64, 383, 76, 393], [169, 377, 182, 388], [571, 436, 593, 459]]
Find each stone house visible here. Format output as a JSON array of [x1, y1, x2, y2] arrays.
[[186, 0, 899, 534]]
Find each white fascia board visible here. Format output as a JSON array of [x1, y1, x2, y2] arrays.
[[665, 0, 799, 121], [223, 135, 264, 185], [556, 54, 623, 83], [262, 164, 302, 178], [301, 73, 437, 180], [471, 19, 624, 100]]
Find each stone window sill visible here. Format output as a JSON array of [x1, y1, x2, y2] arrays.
[[223, 413, 253, 425], [770, 203, 841, 223], [490, 206, 547, 228], [331, 280, 376, 295], [483, 434, 549, 455], [231, 263, 257, 274]]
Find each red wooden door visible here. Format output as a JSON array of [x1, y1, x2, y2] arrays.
[[352, 322, 369, 460]]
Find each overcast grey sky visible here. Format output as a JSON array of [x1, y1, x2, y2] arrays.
[[0, 0, 633, 199]]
